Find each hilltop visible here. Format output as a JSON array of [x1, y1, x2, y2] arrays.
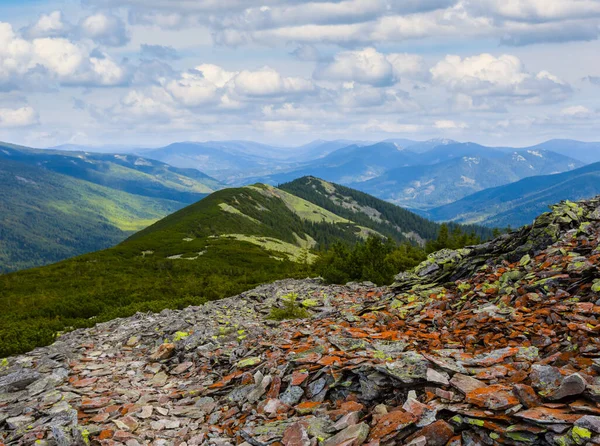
[[0, 179, 477, 357], [2, 195, 600, 445]]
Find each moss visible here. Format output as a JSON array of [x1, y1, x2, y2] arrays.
[[236, 356, 262, 368], [173, 331, 190, 342], [572, 426, 592, 441], [301, 299, 319, 308], [0, 358, 8, 368], [466, 418, 485, 427]]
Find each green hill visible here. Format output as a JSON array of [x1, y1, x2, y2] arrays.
[[427, 162, 600, 227], [0, 180, 484, 357], [0, 144, 223, 272], [0, 159, 187, 273]]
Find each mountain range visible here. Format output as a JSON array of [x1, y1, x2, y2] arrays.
[[2, 137, 600, 274]]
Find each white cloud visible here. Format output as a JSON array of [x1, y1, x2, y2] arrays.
[[361, 119, 423, 133], [430, 53, 571, 104], [315, 48, 395, 86], [22, 11, 70, 39], [0, 23, 129, 90], [232, 67, 315, 97], [435, 119, 468, 129], [0, 106, 38, 128], [465, 0, 600, 22], [561, 105, 593, 117], [79, 13, 130, 47]]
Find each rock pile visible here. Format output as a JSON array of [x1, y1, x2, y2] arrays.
[[2, 197, 600, 445]]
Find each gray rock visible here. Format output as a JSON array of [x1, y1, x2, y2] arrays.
[[575, 415, 600, 433], [0, 369, 41, 392], [547, 373, 587, 401], [280, 385, 304, 406], [322, 422, 370, 446]]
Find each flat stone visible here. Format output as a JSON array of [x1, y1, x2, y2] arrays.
[[383, 352, 430, 384], [575, 415, 600, 433], [323, 422, 370, 446], [136, 405, 153, 419], [449, 373, 487, 395], [547, 373, 587, 401], [529, 365, 562, 396], [149, 343, 175, 361], [369, 410, 417, 441], [6, 415, 34, 429], [515, 407, 582, 424], [404, 420, 454, 446], [0, 369, 41, 392], [282, 422, 311, 446], [426, 368, 450, 386], [465, 384, 519, 410], [513, 384, 542, 409], [332, 412, 360, 431], [280, 385, 304, 406]]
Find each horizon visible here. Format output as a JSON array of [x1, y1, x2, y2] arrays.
[[0, 1, 599, 148], [11, 136, 600, 152]]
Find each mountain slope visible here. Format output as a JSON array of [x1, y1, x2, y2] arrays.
[[428, 161, 600, 227], [280, 176, 492, 243], [0, 180, 481, 356], [525, 139, 600, 164], [353, 149, 583, 209], [0, 143, 222, 202], [0, 158, 185, 273]]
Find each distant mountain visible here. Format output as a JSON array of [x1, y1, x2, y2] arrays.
[[427, 162, 600, 228], [0, 143, 223, 272], [0, 143, 221, 202], [286, 139, 371, 162], [246, 142, 419, 186], [352, 149, 584, 210], [397, 138, 457, 153], [0, 178, 487, 355], [138, 141, 298, 183], [416, 142, 506, 165], [524, 139, 600, 164]]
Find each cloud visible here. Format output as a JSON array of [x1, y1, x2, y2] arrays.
[[430, 53, 571, 104], [360, 119, 423, 133], [315, 48, 395, 86], [79, 13, 130, 47], [0, 106, 38, 128], [0, 22, 129, 91], [435, 119, 468, 129], [465, 0, 600, 22], [232, 67, 315, 97], [561, 105, 593, 117], [585, 76, 600, 86], [140, 44, 180, 60], [22, 11, 71, 39]]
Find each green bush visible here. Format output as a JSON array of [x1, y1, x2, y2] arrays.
[[268, 293, 309, 321]]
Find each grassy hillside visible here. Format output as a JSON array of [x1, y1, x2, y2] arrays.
[[0, 143, 224, 272], [0, 159, 185, 273], [428, 162, 600, 227], [0, 181, 478, 357], [280, 176, 495, 242]]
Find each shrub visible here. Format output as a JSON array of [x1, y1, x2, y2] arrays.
[[268, 292, 309, 321]]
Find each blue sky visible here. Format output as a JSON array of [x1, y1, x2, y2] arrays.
[[0, 0, 599, 148]]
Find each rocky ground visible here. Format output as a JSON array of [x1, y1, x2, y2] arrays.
[[2, 197, 600, 445]]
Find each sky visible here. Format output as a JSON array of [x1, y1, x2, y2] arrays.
[[0, 0, 599, 148]]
